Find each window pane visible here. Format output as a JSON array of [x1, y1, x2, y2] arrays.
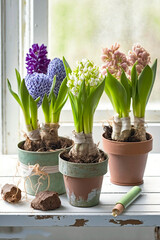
[[48, 0, 160, 109]]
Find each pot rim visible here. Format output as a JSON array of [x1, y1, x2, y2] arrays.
[[102, 133, 153, 155], [18, 137, 73, 155], [59, 150, 108, 178], [59, 155, 108, 167], [59, 149, 108, 167], [102, 132, 153, 145]]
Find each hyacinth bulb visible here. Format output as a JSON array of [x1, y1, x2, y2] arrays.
[[25, 72, 52, 107], [47, 58, 66, 97], [26, 43, 50, 74]]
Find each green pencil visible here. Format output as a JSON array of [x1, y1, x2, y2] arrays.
[[112, 186, 142, 217]]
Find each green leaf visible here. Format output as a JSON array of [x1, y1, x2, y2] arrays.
[[78, 80, 87, 105], [131, 63, 141, 117], [105, 71, 128, 116], [53, 97, 68, 115], [146, 59, 157, 104], [51, 77, 68, 120], [120, 71, 131, 111], [35, 96, 40, 105], [87, 79, 105, 115], [20, 79, 30, 124], [56, 77, 68, 100], [104, 77, 115, 109], [42, 94, 50, 123], [138, 65, 153, 109], [105, 79, 121, 114], [29, 95, 38, 130], [50, 92, 56, 105], [48, 75, 56, 101], [52, 97, 68, 123], [131, 63, 138, 98], [83, 79, 105, 133], [15, 69, 21, 95], [7, 79, 22, 108], [63, 56, 72, 76], [75, 80, 86, 124], [49, 98, 54, 122], [77, 81, 86, 132], [53, 77, 68, 116], [68, 90, 80, 132]]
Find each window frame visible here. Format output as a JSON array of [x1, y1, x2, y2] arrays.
[[0, 0, 160, 154], [0, 0, 48, 154], [0, 0, 20, 154], [0, 0, 2, 153]]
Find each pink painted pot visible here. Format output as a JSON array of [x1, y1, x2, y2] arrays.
[[59, 151, 108, 207]]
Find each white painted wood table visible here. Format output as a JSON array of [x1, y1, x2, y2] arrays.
[[0, 154, 160, 238]]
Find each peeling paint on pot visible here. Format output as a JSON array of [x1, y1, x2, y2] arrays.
[[59, 150, 108, 207], [66, 187, 101, 207]]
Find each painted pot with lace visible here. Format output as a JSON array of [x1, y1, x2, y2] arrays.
[[7, 44, 73, 195], [18, 139, 72, 196]]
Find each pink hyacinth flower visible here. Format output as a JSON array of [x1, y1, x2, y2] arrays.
[[128, 43, 151, 75], [101, 43, 130, 79]]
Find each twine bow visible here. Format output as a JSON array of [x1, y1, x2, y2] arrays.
[[26, 163, 50, 195], [17, 162, 51, 196]]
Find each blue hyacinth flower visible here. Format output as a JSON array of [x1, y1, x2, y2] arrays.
[[47, 58, 66, 97], [25, 72, 52, 107]]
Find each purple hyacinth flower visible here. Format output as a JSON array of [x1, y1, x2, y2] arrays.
[[26, 43, 50, 75], [25, 72, 52, 107], [47, 58, 66, 97]]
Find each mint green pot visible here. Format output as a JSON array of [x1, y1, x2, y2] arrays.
[[18, 140, 71, 196], [59, 151, 108, 207]]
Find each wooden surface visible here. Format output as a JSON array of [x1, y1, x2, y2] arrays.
[[0, 154, 160, 227]]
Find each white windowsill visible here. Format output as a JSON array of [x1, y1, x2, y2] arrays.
[[0, 153, 160, 228]]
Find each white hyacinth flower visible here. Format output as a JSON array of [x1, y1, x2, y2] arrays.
[[68, 58, 104, 95], [82, 58, 88, 65], [83, 67, 88, 73], [80, 74, 85, 80]]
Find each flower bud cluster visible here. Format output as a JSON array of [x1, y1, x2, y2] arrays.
[[25, 73, 52, 107], [128, 43, 151, 75], [47, 58, 66, 97], [67, 58, 104, 95], [25, 43, 66, 107], [101, 43, 130, 79], [101, 43, 151, 79], [26, 44, 50, 75]]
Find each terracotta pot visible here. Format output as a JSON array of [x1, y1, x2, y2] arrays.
[[59, 151, 108, 207], [102, 133, 153, 186]]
